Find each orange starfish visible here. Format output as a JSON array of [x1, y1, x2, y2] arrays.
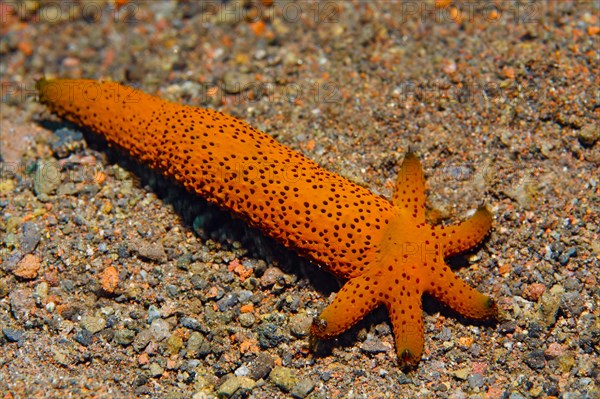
[[37, 78, 498, 367]]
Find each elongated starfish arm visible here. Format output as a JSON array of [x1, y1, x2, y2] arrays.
[[37, 78, 388, 278], [440, 206, 492, 257], [311, 271, 382, 338], [426, 264, 498, 320], [392, 152, 426, 223], [386, 293, 424, 367]]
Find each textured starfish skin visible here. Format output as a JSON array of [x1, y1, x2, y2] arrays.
[[37, 79, 498, 367]]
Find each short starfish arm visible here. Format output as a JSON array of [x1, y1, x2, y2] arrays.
[[440, 206, 492, 257], [392, 152, 426, 222], [386, 293, 424, 368], [427, 265, 498, 320], [311, 273, 381, 338]]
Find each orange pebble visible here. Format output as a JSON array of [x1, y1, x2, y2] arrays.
[[249, 20, 266, 36], [240, 304, 254, 313], [13, 254, 41, 279], [100, 266, 119, 293], [17, 41, 33, 56]]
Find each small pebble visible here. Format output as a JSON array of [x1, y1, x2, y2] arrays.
[[563, 278, 581, 292], [469, 343, 482, 357], [257, 322, 287, 348], [217, 292, 239, 312], [544, 342, 564, 359], [234, 365, 250, 377], [133, 329, 153, 352], [150, 318, 171, 341], [74, 328, 93, 346], [166, 334, 183, 355], [558, 247, 577, 265], [3, 251, 23, 273], [114, 329, 136, 346], [522, 283, 546, 301], [20, 222, 41, 254], [577, 123, 599, 147], [239, 313, 256, 328], [186, 331, 210, 358], [180, 317, 203, 332], [248, 353, 274, 380], [452, 367, 470, 381], [133, 240, 167, 263], [527, 322, 543, 339], [183, 360, 200, 373], [290, 378, 315, 399], [437, 327, 452, 341], [0, 280, 8, 298], [217, 376, 256, 397], [149, 363, 164, 378], [448, 388, 465, 398], [34, 160, 62, 196], [360, 338, 390, 354], [34, 282, 49, 303], [269, 366, 298, 392], [52, 349, 70, 366], [539, 289, 562, 326], [222, 71, 253, 94], [560, 292, 584, 317], [467, 373, 485, 389], [237, 289, 253, 303], [397, 374, 412, 384], [10, 289, 35, 320], [3, 327, 24, 342], [100, 266, 119, 294], [138, 353, 149, 366], [499, 320, 517, 334], [289, 313, 312, 337], [525, 350, 546, 370], [147, 305, 161, 323], [13, 254, 41, 280], [166, 284, 179, 297], [260, 267, 284, 287], [80, 315, 106, 334]]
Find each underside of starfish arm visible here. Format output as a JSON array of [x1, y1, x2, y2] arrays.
[[440, 206, 493, 257], [392, 152, 426, 222], [311, 270, 382, 339], [426, 263, 498, 320], [385, 291, 424, 367]]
